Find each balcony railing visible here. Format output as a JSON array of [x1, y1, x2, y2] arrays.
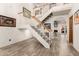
[[31, 25, 50, 44], [33, 3, 57, 18]]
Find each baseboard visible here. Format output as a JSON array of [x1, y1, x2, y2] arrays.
[[0, 37, 33, 49]]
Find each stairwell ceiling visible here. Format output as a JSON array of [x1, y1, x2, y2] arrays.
[[52, 9, 71, 16]]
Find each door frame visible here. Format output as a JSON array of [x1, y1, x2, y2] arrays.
[[69, 15, 73, 44]]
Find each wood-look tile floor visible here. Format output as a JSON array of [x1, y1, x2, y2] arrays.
[[0, 34, 79, 56]]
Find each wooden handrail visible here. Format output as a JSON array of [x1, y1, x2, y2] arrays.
[[32, 16, 41, 24], [32, 16, 52, 32], [18, 7, 52, 32]]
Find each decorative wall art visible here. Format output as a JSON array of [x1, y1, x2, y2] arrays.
[[44, 23, 51, 29], [0, 15, 16, 27], [23, 7, 31, 18], [54, 21, 58, 27], [74, 9, 79, 24]]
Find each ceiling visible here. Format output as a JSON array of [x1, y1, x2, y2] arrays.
[[51, 7, 71, 24], [52, 15, 68, 24], [52, 9, 71, 16]]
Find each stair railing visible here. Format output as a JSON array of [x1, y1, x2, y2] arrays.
[[18, 7, 52, 32]]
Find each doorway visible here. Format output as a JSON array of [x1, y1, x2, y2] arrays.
[[69, 16, 73, 44]]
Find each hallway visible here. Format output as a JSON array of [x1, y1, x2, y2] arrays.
[[0, 33, 79, 56]]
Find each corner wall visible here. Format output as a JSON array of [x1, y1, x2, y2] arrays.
[[67, 4, 79, 52], [72, 4, 79, 52], [0, 3, 32, 48]]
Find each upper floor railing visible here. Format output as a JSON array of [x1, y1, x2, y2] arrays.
[[32, 3, 69, 18]]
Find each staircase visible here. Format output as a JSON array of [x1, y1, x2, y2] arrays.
[[28, 25, 50, 48], [18, 6, 52, 48]]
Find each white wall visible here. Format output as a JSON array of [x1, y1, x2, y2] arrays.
[[0, 3, 32, 48], [67, 4, 79, 52], [72, 4, 79, 52]]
